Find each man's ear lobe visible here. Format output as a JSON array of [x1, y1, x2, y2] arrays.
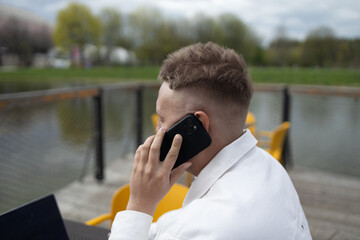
[[194, 111, 210, 132]]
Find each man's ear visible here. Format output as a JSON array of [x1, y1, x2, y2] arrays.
[[194, 111, 210, 132]]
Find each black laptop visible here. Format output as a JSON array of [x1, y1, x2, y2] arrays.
[[0, 194, 108, 240]]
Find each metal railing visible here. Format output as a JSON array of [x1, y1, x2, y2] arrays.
[[0, 82, 159, 182], [1, 83, 359, 181]]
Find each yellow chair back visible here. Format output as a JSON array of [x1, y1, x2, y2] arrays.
[[110, 184, 131, 222], [267, 121, 290, 164], [151, 113, 159, 133], [86, 183, 188, 227], [245, 112, 257, 134], [153, 183, 188, 221], [112, 183, 188, 223]]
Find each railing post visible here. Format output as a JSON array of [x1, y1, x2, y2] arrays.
[[282, 86, 291, 168], [94, 88, 105, 181], [282, 86, 290, 122], [135, 86, 144, 147]]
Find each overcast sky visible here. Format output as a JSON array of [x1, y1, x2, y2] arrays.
[[1, 0, 359, 45]]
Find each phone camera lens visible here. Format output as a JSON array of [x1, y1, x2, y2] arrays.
[[187, 118, 193, 126], [186, 126, 194, 135]]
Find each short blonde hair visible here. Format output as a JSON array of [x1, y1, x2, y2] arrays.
[[158, 42, 253, 107]]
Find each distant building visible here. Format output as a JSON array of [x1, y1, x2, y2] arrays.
[[0, 3, 137, 68], [98, 46, 137, 66], [0, 3, 53, 67]]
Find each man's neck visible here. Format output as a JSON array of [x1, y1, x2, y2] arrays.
[[187, 128, 245, 177]]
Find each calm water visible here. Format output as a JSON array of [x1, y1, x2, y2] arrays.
[[250, 92, 360, 177], [0, 83, 359, 213]]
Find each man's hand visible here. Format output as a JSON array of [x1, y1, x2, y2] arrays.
[[126, 128, 192, 216]]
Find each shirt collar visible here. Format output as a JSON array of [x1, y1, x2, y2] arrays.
[[183, 129, 258, 206]]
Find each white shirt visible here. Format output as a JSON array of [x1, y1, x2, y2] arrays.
[[109, 130, 312, 240]]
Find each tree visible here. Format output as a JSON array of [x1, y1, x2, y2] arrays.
[[348, 39, 360, 67], [268, 25, 301, 66], [0, 17, 32, 66], [0, 17, 52, 66], [335, 40, 351, 67], [128, 7, 188, 64], [219, 14, 261, 63], [128, 7, 163, 64], [301, 26, 337, 67], [99, 8, 122, 65], [53, 2, 101, 66], [216, 14, 262, 64], [217, 14, 246, 51], [31, 24, 53, 54], [190, 14, 223, 43]]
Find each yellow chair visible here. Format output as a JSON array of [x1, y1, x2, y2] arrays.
[[256, 121, 290, 165], [245, 112, 257, 135], [86, 183, 188, 227], [151, 113, 159, 133]]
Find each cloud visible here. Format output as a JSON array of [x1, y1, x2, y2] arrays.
[[336, 8, 359, 20]]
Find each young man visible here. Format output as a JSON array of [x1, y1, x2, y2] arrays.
[[109, 42, 312, 239]]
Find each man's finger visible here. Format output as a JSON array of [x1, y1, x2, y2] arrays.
[[133, 146, 141, 170], [139, 136, 155, 165], [163, 134, 182, 170], [148, 128, 166, 165]]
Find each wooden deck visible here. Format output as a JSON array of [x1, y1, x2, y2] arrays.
[[55, 157, 360, 239], [290, 167, 360, 239]]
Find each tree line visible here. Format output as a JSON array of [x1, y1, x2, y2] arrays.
[[1, 2, 359, 67]]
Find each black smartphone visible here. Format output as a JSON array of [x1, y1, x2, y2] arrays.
[[160, 114, 212, 169]]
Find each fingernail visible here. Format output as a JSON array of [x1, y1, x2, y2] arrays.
[[175, 134, 182, 142]]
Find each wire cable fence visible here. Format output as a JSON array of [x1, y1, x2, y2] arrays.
[[0, 83, 359, 214], [0, 89, 97, 213], [0, 83, 160, 213]]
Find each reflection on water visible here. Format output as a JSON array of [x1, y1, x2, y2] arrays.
[[104, 89, 137, 162], [0, 84, 359, 213], [249, 92, 283, 130], [290, 95, 360, 177], [0, 101, 89, 212], [57, 100, 93, 145], [250, 92, 360, 178]]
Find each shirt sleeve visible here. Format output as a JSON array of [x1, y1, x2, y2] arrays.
[[109, 210, 153, 240]]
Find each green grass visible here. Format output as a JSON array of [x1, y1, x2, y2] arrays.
[[0, 66, 359, 88], [249, 67, 360, 86], [0, 66, 161, 92], [0, 66, 160, 83]]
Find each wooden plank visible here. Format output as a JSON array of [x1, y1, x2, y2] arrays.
[[55, 155, 134, 228], [55, 160, 360, 240], [288, 167, 360, 240]]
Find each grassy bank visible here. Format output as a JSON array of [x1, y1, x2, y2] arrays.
[[249, 67, 360, 86], [0, 66, 160, 84], [0, 66, 359, 87]]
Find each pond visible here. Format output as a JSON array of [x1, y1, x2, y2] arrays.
[[0, 83, 359, 213]]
